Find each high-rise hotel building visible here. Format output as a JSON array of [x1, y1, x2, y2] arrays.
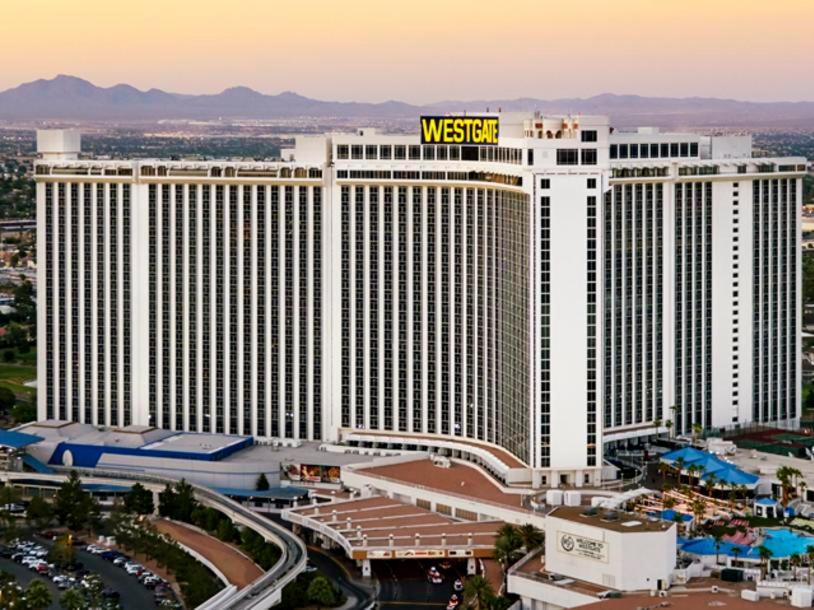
[[34, 116, 806, 487]]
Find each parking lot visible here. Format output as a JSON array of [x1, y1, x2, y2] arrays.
[[0, 536, 175, 609]]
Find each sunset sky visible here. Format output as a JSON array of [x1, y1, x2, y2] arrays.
[[0, 0, 811, 103]]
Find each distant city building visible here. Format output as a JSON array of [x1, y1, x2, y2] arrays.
[[34, 117, 807, 488]]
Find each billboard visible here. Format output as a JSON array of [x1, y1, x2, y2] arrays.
[[420, 116, 499, 146], [281, 463, 342, 484], [557, 531, 608, 563]]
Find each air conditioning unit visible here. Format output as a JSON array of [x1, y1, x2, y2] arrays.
[[658, 590, 668, 598]]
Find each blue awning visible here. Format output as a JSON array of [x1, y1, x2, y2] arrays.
[[661, 447, 758, 487], [0, 429, 43, 449], [213, 486, 308, 500]]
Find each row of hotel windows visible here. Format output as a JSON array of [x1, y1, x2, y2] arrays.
[[336, 144, 523, 165], [44, 182, 131, 426], [335, 169, 523, 187], [610, 142, 699, 160]]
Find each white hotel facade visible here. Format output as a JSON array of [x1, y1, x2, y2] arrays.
[[34, 115, 806, 487]]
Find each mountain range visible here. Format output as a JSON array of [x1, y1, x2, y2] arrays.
[[1, 75, 813, 128]]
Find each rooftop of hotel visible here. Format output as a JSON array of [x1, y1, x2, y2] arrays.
[[548, 505, 675, 534], [343, 430, 527, 469], [353, 458, 532, 510]]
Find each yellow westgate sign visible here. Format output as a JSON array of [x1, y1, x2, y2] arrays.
[[420, 116, 499, 146]]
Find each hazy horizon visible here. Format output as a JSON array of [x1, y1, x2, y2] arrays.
[[1, 0, 812, 104]]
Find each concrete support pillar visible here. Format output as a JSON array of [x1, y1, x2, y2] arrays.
[[467, 557, 477, 575], [361, 559, 371, 578], [389, 534, 394, 547], [321, 535, 331, 551]]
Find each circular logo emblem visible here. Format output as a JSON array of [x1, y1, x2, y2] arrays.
[[561, 535, 575, 552]]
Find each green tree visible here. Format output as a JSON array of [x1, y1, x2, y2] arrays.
[[158, 483, 177, 518], [758, 545, 773, 579], [26, 495, 53, 530], [54, 470, 100, 532], [307, 575, 337, 609], [124, 483, 155, 515], [83, 573, 105, 609], [0, 386, 15, 413], [48, 533, 76, 568], [463, 575, 495, 610], [25, 579, 53, 610], [0, 485, 21, 542], [256, 473, 270, 491], [60, 587, 85, 610], [10, 401, 35, 423], [517, 523, 544, 551], [777, 466, 804, 505]]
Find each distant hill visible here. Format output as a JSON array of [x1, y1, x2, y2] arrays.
[[1, 75, 813, 128]]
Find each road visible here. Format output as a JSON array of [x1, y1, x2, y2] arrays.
[[374, 559, 465, 610], [306, 546, 375, 609]]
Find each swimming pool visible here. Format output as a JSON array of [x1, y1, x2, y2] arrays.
[[681, 528, 814, 559]]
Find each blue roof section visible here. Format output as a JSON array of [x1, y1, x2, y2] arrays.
[[48, 434, 254, 468], [213, 486, 308, 500], [661, 447, 759, 486], [756, 497, 779, 506], [22, 453, 54, 474], [0, 429, 43, 449], [81, 483, 131, 493]]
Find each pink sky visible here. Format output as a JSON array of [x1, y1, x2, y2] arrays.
[[0, 0, 811, 103]]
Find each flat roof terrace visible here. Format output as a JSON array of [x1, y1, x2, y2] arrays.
[[344, 430, 527, 469], [358, 458, 532, 510], [285, 495, 501, 560]]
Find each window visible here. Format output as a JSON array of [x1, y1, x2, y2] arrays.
[[660, 143, 669, 157], [337, 145, 349, 159], [380, 145, 392, 160], [351, 145, 363, 159], [651, 143, 659, 158], [557, 149, 579, 165], [629, 144, 639, 159], [680, 142, 689, 157], [587, 178, 597, 189], [540, 178, 551, 189], [690, 142, 699, 157], [365, 145, 378, 159], [581, 149, 597, 165], [527, 149, 534, 165], [610, 144, 618, 159], [619, 144, 629, 159], [581, 130, 598, 142], [670, 143, 679, 157]]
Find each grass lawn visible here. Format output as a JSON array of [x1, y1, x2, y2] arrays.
[[0, 349, 36, 401]]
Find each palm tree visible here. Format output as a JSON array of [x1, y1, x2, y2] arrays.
[[691, 422, 703, 445], [705, 473, 719, 498], [758, 545, 773, 580], [776, 466, 804, 506], [731, 545, 743, 567], [653, 417, 662, 439], [712, 530, 724, 565], [517, 524, 544, 551], [25, 580, 52, 610], [665, 420, 674, 439], [806, 545, 814, 583], [60, 587, 85, 610], [463, 575, 495, 610], [674, 457, 686, 484], [691, 497, 707, 532], [663, 495, 677, 511], [791, 553, 802, 579], [687, 464, 703, 491]]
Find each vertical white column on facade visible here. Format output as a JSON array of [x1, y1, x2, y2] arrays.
[[276, 185, 285, 438], [292, 185, 301, 438], [236, 184, 245, 436], [481, 190, 489, 441], [169, 184, 177, 430], [448, 189, 456, 435], [348, 188, 357, 430], [77, 183, 86, 422], [117, 182, 125, 426], [50, 184, 60, 420], [35, 182, 46, 420], [64, 182, 72, 421], [460, 188, 467, 438], [405, 187, 414, 433], [306, 185, 315, 440], [182, 184, 190, 430], [195, 184, 204, 433], [90, 183, 99, 425], [362, 186, 371, 429], [222, 185, 230, 434], [420, 185, 428, 434], [250, 184, 258, 437], [103, 183, 112, 427], [434, 186, 442, 434], [208, 184, 217, 432], [391, 189, 399, 432]]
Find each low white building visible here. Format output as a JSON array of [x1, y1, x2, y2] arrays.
[[544, 506, 675, 591]]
